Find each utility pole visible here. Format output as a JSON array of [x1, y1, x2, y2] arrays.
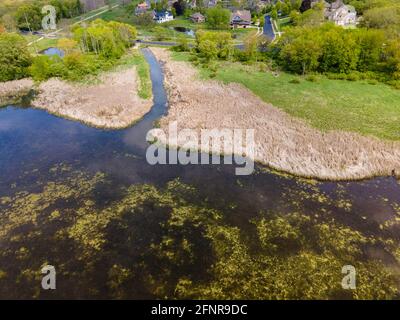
[[24, 12, 38, 54]]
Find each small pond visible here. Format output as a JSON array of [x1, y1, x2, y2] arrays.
[[40, 47, 65, 57], [173, 26, 195, 37]]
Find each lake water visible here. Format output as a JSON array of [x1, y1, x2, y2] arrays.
[[0, 49, 399, 298]]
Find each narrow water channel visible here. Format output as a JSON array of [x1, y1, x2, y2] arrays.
[[0, 49, 399, 299]]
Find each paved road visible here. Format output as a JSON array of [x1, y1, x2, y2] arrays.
[[263, 15, 276, 40], [138, 40, 245, 50], [138, 40, 180, 47]]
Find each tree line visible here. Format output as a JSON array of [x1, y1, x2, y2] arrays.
[[0, 0, 82, 31], [0, 19, 137, 82]]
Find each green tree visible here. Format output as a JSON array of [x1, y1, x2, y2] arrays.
[[356, 28, 385, 71], [278, 27, 322, 74], [293, 5, 324, 26], [133, 12, 155, 26], [0, 14, 17, 32], [72, 19, 137, 59], [205, 7, 231, 29], [198, 39, 218, 61], [29, 55, 64, 81], [384, 39, 400, 79], [15, 4, 42, 31], [270, 8, 278, 20], [0, 33, 32, 82], [259, 15, 265, 28], [362, 5, 400, 30], [319, 27, 360, 73], [153, 26, 168, 41], [58, 38, 78, 54], [243, 30, 260, 61], [196, 30, 233, 60], [173, 35, 190, 52]]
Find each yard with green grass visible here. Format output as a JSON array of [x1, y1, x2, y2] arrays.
[[96, 6, 133, 24], [172, 51, 400, 141]]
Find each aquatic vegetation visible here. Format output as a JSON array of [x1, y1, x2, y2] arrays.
[[0, 171, 399, 299]]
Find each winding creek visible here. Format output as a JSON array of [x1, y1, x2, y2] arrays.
[[0, 49, 400, 298]]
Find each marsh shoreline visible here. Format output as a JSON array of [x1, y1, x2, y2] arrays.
[[31, 67, 153, 129], [0, 79, 34, 107], [149, 47, 400, 181], [1, 65, 153, 130]]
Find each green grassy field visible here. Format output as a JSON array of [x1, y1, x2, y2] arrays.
[[117, 50, 152, 100], [22, 35, 59, 54], [97, 6, 132, 24], [172, 51, 400, 141], [277, 17, 292, 30]]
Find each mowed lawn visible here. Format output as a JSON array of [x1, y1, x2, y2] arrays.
[[172, 51, 400, 141]]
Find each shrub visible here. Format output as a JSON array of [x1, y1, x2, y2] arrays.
[[289, 78, 301, 84], [205, 7, 231, 29], [172, 36, 190, 52], [29, 55, 65, 81], [326, 73, 347, 80], [305, 74, 318, 82], [196, 30, 233, 61], [0, 33, 32, 82], [387, 80, 400, 90], [233, 49, 249, 62], [188, 54, 198, 62], [346, 73, 360, 81]]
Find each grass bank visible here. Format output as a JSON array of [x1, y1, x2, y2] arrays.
[[116, 50, 152, 100], [171, 51, 400, 141], [22, 35, 59, 54]]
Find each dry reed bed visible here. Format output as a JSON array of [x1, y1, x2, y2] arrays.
[[32, 67, 152, 129], [150, 47, 400, 180], [0, 79, 34, 106]]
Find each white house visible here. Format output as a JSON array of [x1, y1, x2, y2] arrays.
[[154, 10, 174, 23], [324, 0, 357, 27]]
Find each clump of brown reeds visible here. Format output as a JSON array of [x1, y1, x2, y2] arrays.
[[150, 47, 400, 181], [0, 78, 34, 106], [31, 68, 152, 129]]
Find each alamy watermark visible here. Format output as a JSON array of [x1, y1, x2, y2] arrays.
[[41, 265, 56, 290], [341, 265, 356, 290], [41, 5, 57, 31], [145, 121, 255, 175]]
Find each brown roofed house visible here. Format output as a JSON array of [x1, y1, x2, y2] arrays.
[[230, 10, 251, 28], [190, 12, 205, 23]]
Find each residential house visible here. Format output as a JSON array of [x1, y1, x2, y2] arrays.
[[190, 12, 205, 23], [325, 0, 357, 27], [154, 10, 174, 23], [188, 0, 197, 9], [135, 1, 151, 15], [230, 10, 252, 28], [205, 0, 218, 8]]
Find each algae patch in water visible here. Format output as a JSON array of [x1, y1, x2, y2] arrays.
[[0, 171, 399, 299]]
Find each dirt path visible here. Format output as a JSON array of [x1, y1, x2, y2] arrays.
[[150, 47, 400, 180]]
